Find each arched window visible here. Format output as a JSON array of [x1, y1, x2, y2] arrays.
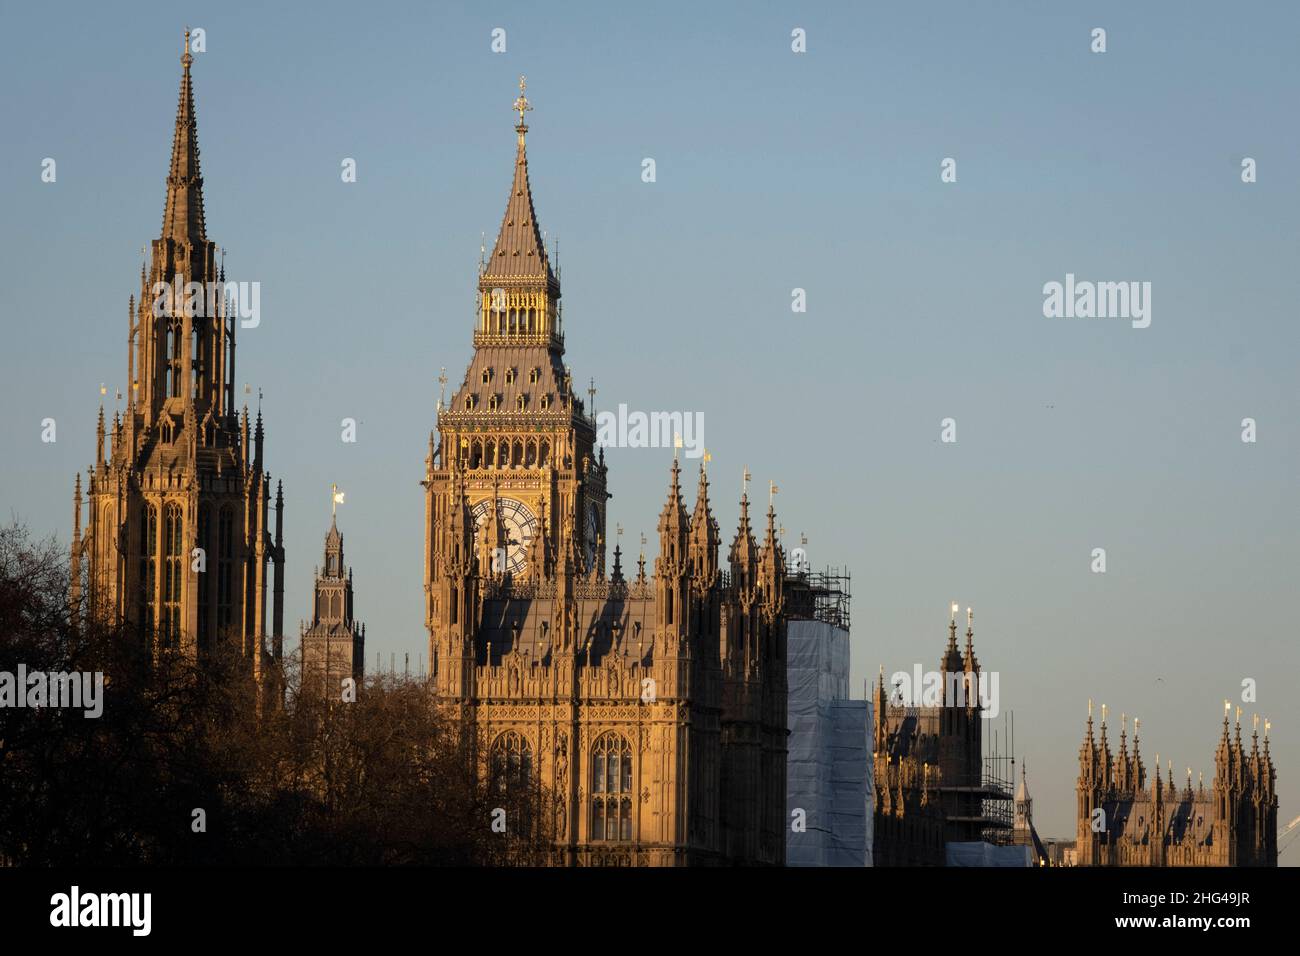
[[162, 503, 183, 646], [491, 731, 533, 796], [191, 325, 201, 398], [591, 733, 633, 841], [196, 505, 210, 644], [217, 506, 234, 630], [138, 504, 158, 634]]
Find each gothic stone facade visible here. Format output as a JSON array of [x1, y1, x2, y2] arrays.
[[1075, 710, 1277, 866], [300, 517, 365, 700], [423, 94, 789, 865], [872, 615, 992, 866], [70, 40, 284, 697]]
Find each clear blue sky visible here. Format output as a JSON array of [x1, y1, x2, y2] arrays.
[[2, 0, 1298, 854]]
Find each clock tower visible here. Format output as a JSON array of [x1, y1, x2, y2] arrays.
[[424, 76, 607, 588], [421, 80, 791, 865]]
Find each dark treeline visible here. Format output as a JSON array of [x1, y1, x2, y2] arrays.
[[0, 522, 552, 865]]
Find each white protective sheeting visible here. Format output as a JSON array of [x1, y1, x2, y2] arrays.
[[945, 841, 1033, 867], [786, 619, 872, 866]]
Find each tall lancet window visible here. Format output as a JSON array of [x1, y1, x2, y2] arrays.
[[196, 505, 210, 644], [591, 733, 633, 841], [162, 504, 183, 646], [139, 505, 158, 633], [217, 506, 234, 630], [191, 324, 203, 399], [166, 319, 183, 398]]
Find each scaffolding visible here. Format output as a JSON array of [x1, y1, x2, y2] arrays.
[[785, 567, 851, 631], [980, 710, 1018, 844]]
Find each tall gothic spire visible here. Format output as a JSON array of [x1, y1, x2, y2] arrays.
[[161, 30, 206, 244], [482, 76, 556, 291]]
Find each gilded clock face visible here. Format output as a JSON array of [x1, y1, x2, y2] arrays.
[[584, 501, 599, 572], [471, 497, 537, 575]]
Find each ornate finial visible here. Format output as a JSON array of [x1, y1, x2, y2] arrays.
[[513, 75, 532, 131], [702, 449, 711, 472], [769, 480, 779, 507], [742, 466, 751, 496], [588, 378, 596, 417], [1101, 703, 1108, 725], [1134, 717, 1140, 734], [437, 366, 448, 412], [331, 483, 345, 517], [1265, 718, 1271, 739], [1235, 705, 1242, 727], [950, 602, 959, 624], [182, 28, 193, 68], [966, 606, 973, 629], [1088, 698, 1093, 719]]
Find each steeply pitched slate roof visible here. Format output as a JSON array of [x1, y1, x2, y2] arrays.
[[482, 130, 556, 286]]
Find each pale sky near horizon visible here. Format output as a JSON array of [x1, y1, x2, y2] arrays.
[[2, 1, 1298, 857]]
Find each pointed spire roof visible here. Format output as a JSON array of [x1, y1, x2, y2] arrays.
[[661, 458, 687, 521], [1015, 762, 1030, 802], [610, 542, 625, 584], [482, 76, 556, 290], [943, 606, 962, 673], [730, 491, 757, 557], [161, 31, 207, 244], [963, 607, 979, 672], [692, 461, 712, 525]]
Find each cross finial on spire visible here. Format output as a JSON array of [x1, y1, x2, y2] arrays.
[[514, 75, 532, 131]]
